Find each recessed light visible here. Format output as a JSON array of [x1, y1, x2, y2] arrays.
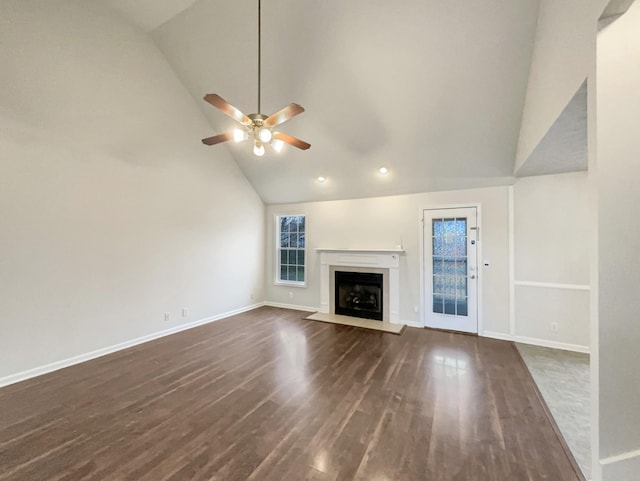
[[379, 167, 389, 175], [317, 176, 326, 183]]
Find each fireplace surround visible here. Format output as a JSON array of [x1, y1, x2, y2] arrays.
[[317, 248, 403, 324]]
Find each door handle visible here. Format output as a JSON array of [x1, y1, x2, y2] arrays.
[[470, 275, 476, 279]]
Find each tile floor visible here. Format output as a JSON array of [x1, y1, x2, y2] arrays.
[[516, 343, 591, 479]]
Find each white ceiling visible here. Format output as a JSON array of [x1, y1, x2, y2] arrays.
[[102, 0, 541, 204]]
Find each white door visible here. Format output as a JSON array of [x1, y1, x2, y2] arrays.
[[423, 208, 478, 333]]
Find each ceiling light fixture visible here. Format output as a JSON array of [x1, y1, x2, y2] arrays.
[[200, 0, 311, 156], [317, 176, 326, 183], [233, 128, 248, 142], [253, 143, 265, 157], [271, 139, 285, 153], [257, 127, 272, 143], [379, 167, 389, 175]]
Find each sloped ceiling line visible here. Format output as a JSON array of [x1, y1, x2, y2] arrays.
[[101, 0, 540, 204]]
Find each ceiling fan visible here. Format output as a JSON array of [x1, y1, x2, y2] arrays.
[[201, 0, 310, 156]]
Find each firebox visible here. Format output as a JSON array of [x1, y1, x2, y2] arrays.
[[334, 271, 383, 321]]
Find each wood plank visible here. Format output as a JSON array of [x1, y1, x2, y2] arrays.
[[0, 306, 581, 481]]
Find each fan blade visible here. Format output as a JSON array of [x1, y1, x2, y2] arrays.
[[203, 94, 252, 126], [264, 103, 305, 128], [273, 132, 311, 150], [201, 131, 233, 146]]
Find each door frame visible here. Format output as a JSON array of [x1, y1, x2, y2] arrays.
[[418, 203, 483, 333]]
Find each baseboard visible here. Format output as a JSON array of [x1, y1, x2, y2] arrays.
[[262, 301, 317, 312], [402, 320, 424, 328], [515, 335, 590, 354], [0, 303, 264, 389], [482, 331, 590, 354], [482, 331, 515, 342], [601, 447, 640, 481]]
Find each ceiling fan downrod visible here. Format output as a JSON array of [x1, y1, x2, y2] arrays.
[[258, 0, 261, 115], [200, 0, 311, 154]]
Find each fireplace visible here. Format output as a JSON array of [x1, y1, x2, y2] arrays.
[[319, 249, 401, 323], [334, 271, 383, 321]]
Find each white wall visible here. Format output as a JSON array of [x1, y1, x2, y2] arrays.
[[597, 2, 640, 478], [0, 0, 265, 382], [516, 0, 607, 171], [265, 177, 592, 350], [266, 187, 511, 332], [513, 172, 590, 349]]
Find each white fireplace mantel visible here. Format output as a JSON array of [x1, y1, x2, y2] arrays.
[[318, 249, 404, 324], [315, 248, 405, 254]]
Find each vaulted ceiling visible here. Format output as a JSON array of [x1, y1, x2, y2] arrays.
[[102, 0, 541, 204], [516, 80, 588, 177]]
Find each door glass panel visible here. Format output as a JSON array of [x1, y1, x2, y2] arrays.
[[444, 238, 455, 257], [456, 277, 468, 299], [444, 219, 455, 234], [455, 236, 467, 257], [456, 298, 468, 316], [444, 260, 455, 276], [433, 295, 444, 313], [444, 302, 456, 315], [432, 217, 468, 317], [433, 276, 444, 313], [433, 260, 444, 275], [432, 236, 443, 256], [433, 219, 443, 236]]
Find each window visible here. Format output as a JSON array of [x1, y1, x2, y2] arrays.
[[276, 214, 306, 285]]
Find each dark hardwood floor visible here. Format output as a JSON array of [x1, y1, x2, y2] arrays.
[[0, 306, 581, 481]]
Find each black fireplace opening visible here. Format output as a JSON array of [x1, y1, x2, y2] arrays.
[[335, 271, 383, 321]]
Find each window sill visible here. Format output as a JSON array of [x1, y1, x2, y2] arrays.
[[274, 280, 307, 288]]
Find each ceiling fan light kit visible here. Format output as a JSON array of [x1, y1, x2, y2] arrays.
[[201, 0, 310, 156], [253, 143, 265, 157], [272, 139, 285, 152], [233, 129, 248, 142]]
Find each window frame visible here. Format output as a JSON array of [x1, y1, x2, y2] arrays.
[[274, 213, 307, 287]]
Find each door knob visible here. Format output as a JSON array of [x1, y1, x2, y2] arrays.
[[470, 275, 476, 279]]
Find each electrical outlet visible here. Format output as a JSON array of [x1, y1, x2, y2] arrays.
[[164, 312, 171, 322], [289, 291, 294, 299], [550, 322, 559, 332], [182, 308, 188, 317], [414, 305, 419, 313]]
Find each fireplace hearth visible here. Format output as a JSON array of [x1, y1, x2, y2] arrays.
[[335, 271, 383, 321]]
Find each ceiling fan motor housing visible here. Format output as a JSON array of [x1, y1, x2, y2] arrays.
[[248, 113, 268, 126]]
